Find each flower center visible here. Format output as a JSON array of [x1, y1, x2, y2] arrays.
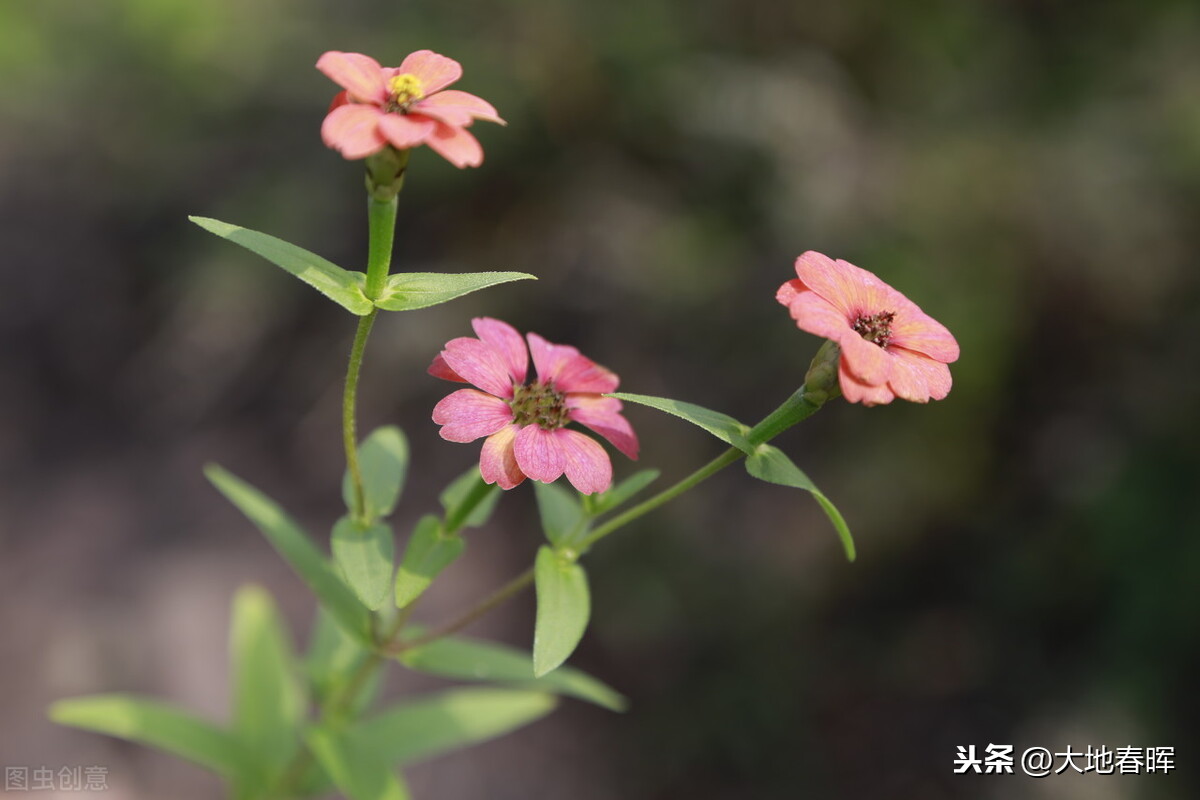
[[509, 382, 570, 430], [386, 73, 425, 111], [852, 310, 896, 348]]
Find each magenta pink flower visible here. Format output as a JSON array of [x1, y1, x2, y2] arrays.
[[777, 251, 960, 406], [316, 50, 504, 168], [429, 318, 639, 494]]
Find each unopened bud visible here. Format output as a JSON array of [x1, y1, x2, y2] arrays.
[[364, 147, 410, 201], [802, 339, 842, 406]]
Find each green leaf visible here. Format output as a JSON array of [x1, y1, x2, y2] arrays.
[[374, 271, 536, 312], [50, 695, 249, 780], [609, 393, 751, 452], [533, 481, 587, 547], [533, 546, 591, 677], [205, 464, 371, 641], [343, 426, 409, 520], [306, 728, 410, 800], [398, 636, 626, 712], [332, 516, 395, 611], [305, 608, 380, 717], [189, 216, 373, 315], [590, 469, 661, 515], [229, 586, 303, 790], [744, 444, 856, 562], [439, 468, 500, 532], [355, 689, 557, 766], [395, 515, 465, 609]]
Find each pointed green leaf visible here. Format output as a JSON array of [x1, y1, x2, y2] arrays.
[[230, 586, 303, 790], [50, 695, 250, 779], [397, 636, 626, 711], [305, 608, 380, 717], [306, 728, 410, 800], [189, 216, 373, 315], [590, 469, 661, 515], [395, 515, 465, 609], [374, 271, 535, 312], [205, 464, 371, 641], [609, 393, 751, 452], [332, 516, 395, 611], [342, 426, 409, 520], [533, 546, 591, 677], [533, 481, 587, 547], [744, 444, 856, 562], [439, 468, 500, 532]]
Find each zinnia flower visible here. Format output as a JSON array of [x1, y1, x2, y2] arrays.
[[317, 50, 504, 168], [777, 251, 960, 405], [429, 318, 639, 494]]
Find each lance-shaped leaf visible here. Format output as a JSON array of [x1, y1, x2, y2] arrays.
[[589, 469, 661, 515], [533, 546, 591, 676], [397, 636, 626, 711], [744, 444, 856, 562], [190, 216, 373, 315], [305, 608, 381, 718], [439, 468, 500, 532], [206, 465, 371, 641], [332, 516, 395, 611], [342, 426, 409, 521], [50, 695, 250, 780], [395, 515, 465, 609], [533, 481, 587, 548], [306, 728, 410, 800], [609, 393, 751, 452], [374, 272, 535, 312]]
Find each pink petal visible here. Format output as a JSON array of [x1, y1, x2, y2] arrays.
[[793, 252, 892, 321], [776, 279, 807, 308], [885, 347, 953, 402], [784, 290, 852, 342], [512, 425, 566, 484], [480, 425, 526, 489], [377, 113, 436, 149], [413, 90, 505, 126], [397, 50, 463, 94], [422, 122, 484, 168], [838, 362, 896, 406], [316, 52, 387, 104], [472, 318, 528, 384], [890, 300, 960, 363], [432, 389, 514, 442], [441, 337, 516, 398], [526, 333, 579, 386], [321, 104, 387, 160], [328, 90, 350, 112], [556, 429, 613, 494], [555, 355, 619, 394], [837, 332, 891, 386], [427, 353, 466, 383], [566, 395, 639, 459]]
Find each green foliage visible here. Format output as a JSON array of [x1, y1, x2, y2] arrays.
[[439, 468, 500, 533], [588, 469, 661, 515], [306, 728, 411, 800], [533, 481, 588, 548], [395, 515, 466, 609], [343, 426, 410, 521], [189, 216, 373, 315], [305, 608, 381, 718], [332, 516, 396, 611], [205, 464, 371, 642], [744, 444, 856, 562], [533, 546, 591, 677], [398, 635, 626, 711], [373, 271, 535, 311], [609, 392, 751, 452]]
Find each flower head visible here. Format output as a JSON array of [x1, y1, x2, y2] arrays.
[[317, 50, 505, 168], [777, 251, 960, 406], [429, 318, 639, 494]]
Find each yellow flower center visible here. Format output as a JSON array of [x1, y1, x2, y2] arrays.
[[386, 73, 425, 111]]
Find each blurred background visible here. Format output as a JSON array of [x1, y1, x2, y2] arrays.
[[2, 0, 1198, 797]]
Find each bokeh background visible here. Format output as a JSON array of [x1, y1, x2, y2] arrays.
[[3, 0, 1198, 798]]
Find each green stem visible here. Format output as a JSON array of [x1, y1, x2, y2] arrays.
[[342, 309, 378, 522], [389, 566, 537, 654], [364, 196, 398, 300]]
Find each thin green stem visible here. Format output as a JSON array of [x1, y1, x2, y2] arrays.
[[364, 196, 398, 300], [389, 566, 537, 654], [342, 309, 378, 522]]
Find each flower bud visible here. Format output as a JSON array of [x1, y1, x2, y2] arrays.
[[364, 147, 409, 201], [802, 339, 843, 406]]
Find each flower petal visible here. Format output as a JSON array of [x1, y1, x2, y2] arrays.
[[838, 361, 896, 406], [480, 425, 526, 489], [837, 332, 891, 386], [432, 389, 514, 442], [321, 104, 386, 160], [377, 113, 437, 149], [513, 425, 566, 484], [890, 299, 960, 362], [422, 122, 484, 168], [526, 332, 575, 386], [784, 289, 852, 341], [776, 278, 806, 308], [793, 252, 893, 321], [441, 337, 516, 398], [556, 430, 613, 495], [885, 347, 953, 402], [472, 318, 528, 384], [555, 355, 619, 394], [397, 50, 463, 94], [427, 353, 466, 383], [566, 395, 639, 460], [316, 51, 387, 104], [413, 90, 505, 126]]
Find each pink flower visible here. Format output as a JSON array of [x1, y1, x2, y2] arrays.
[[429, 318, 639, 494], [777, 251, 960, 406], [316, 50, 505, 168]]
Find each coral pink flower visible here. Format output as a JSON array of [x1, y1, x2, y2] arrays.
[[777, 251, 960, 406], [429, 318, 639, 494], [316, 50, 504, 168]]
